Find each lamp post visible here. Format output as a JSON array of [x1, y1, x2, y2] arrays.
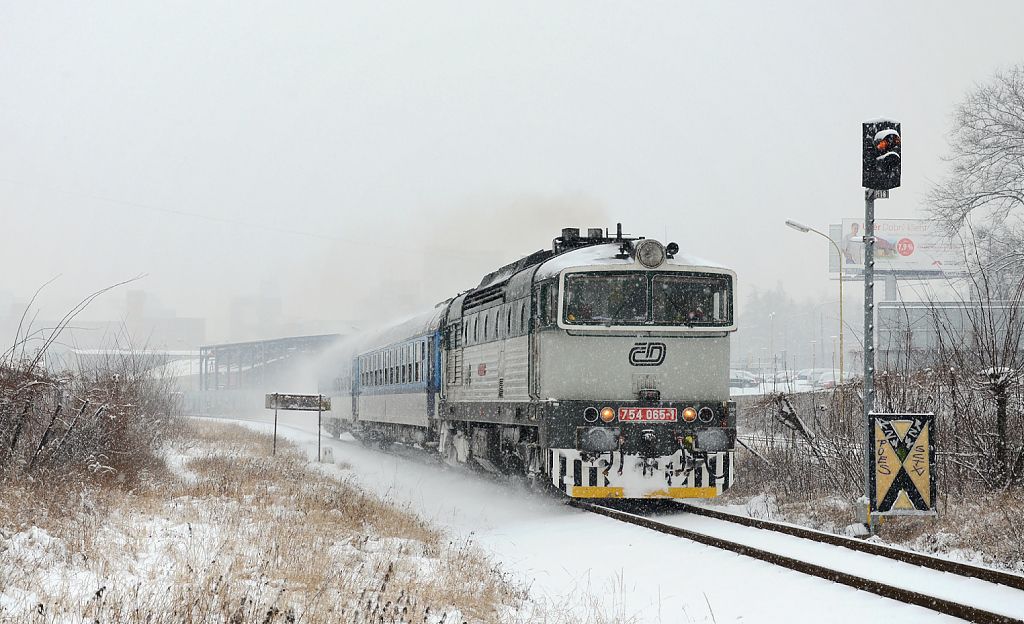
[[785, 220, 844, 406]]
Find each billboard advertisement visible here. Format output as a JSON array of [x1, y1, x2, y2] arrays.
[[830, 219, 965, 274]]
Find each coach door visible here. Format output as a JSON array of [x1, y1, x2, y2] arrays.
[[351, 358, 359, 421]]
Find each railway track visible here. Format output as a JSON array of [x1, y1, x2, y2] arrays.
[[572, 500, 1024, 624]]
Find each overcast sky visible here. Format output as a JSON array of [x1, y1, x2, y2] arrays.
[[3, 1, 1024, 340]]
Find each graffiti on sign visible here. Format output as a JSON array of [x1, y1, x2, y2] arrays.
[[265, 393, 331, 411], [869, 412, 936, 516]]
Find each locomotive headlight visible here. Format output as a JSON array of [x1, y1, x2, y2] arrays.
[[682, 407, 698, 422], [583, 407, 599, 423], [599, 406, 616, 423], [635, 239, 667, 269], [698, 407, 715, 423]]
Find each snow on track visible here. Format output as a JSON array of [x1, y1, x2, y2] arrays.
[[213, 413, 968, 622]]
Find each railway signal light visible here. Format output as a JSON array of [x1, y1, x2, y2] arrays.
[[862, 120, 901, 190]]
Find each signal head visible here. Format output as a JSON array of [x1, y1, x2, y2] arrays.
[[863, 120, 901, 191]]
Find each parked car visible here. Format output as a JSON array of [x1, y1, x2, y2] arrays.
[[815, 370, 859, 389], [773, 370, 798, 383], [729, 369, 760, 388]]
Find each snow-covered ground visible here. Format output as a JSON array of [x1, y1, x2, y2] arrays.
[[231, 412, 970, 623]]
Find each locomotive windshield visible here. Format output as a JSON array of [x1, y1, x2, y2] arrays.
[[652, 274, 731, 326], [564, 273, 647, 325], [563, 271, 732, 327]]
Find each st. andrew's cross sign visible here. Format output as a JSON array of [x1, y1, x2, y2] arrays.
[[869, 412, 936, 516]]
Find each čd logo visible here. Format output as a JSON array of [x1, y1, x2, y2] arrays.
[[629, 342, 666, 366]]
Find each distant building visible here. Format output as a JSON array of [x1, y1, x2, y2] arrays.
[[876, 300, 1024, 369]]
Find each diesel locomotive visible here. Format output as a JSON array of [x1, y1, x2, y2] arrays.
[[323, 225, 738, 499]]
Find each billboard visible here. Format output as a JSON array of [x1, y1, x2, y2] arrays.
[[265, 393, 331, 411], [829, 219, 964, 274]]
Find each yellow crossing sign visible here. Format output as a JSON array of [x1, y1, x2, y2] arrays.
[[870, 413, 936, 516]]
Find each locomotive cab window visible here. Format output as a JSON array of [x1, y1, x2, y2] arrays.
[[653, 274, 732, 326], [564, 273, 647, 326]]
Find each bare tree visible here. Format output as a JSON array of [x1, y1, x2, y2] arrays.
[[930, 66, 1024, 302], [931, 66, 1024, 234]]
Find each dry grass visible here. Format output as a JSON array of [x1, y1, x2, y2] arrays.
[[1, 421, 531, 623]]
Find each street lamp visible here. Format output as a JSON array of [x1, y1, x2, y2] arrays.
[[786, 220, 844, 408]]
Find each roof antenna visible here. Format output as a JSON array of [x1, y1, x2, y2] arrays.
[[616, 223, 623, 241]]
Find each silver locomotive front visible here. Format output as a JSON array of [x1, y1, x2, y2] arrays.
[[534, 239, 738, 498]]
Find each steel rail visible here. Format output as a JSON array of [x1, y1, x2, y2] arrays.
[[675, 501, 1024, 592], [572, 500, 1022, 624]]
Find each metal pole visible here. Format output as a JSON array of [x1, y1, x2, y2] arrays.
[[317, 394, 322, 463], [273, 393, 279, 456], [864, 191, 876, 525], [823, 236, 845, 417]]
